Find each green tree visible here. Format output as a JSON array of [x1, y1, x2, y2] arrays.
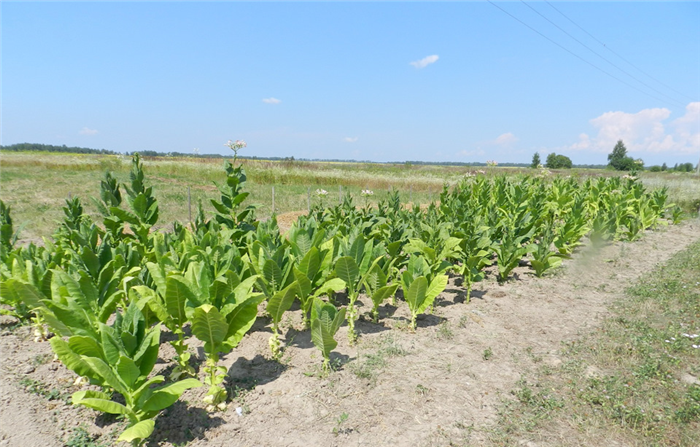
[[531, 152, 541, 168], [607, 140, 637, 171], [545, 153, 572, 169]]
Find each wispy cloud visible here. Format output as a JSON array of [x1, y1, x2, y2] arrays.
[[262, 97, 281, 104], [564, 102, 700, 154], [493, 132, 518, 146], [79, 127, 98, 135], [344, 137, 358, 143], [410, 54, 439, 69]]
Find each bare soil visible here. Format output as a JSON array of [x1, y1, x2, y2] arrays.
[[1, 221, 698, 447]]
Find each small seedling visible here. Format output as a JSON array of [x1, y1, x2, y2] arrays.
[[332, 412, 349, 435], [483, 347, 493, 361]]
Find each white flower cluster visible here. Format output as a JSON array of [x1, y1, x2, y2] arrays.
[[361, 189, 374, 196], [464, 172, 475, 178], [486, 160, 498, 167], [225, 139, 247, 151], [315, 189, 328, 196], [621, 174, 637, 180], [475, 169, 486, 175]]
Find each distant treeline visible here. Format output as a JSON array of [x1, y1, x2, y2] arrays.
[[0, 142, 607, 168], [1, 143, 118, 155]]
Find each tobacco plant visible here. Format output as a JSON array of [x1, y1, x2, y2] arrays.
[[190, 280, 264, 410], [310, 297, 346, 373], [52, 302, 201, 445], [362, 262, 398, 322], [400, 256, 448, 329], [530, 223, 563, 278]]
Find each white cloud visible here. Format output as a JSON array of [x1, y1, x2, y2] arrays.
[[565, 102, 700, 154], [410, 55, 439, 69], [79, 127, 98, 135], [262, 97, 281, 104], [494, 132, 518, 146], [344, 137, 358, 143]]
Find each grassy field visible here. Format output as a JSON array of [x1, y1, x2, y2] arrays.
[[1, 151, 698, 241], [491, 239, 700, 446]]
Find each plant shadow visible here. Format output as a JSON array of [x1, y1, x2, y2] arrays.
[[227, 354, 287, 388], [147, 402, 225, 447]]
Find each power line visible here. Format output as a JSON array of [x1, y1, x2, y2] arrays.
[[544, 0, 696, 103], [521, 0, 687, 107], [486, 0, 686, 108]]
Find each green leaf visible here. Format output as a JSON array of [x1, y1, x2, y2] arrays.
[[117, 420, 155, 443], [50, 338, 99, 381], [266, 282, 298, 326], [371, 284, 398, 309], [80, 248, 100, 279], [68, 335, 104, 360], [72, 390, 130, 416], [405, 276, 428, 313], [334, 257, 358, 291], [293, 267, 312, 298], [299, 247, 321, 280], [116, 356, 141, 388], [141, 379, 202, 412], [145, 262, 167, 296], [425, 274, 448, 303], [109, 207, 139, 225], [224, 294, 265, 349], [82, 357, 128, 396], [99, 323, 123, 365], [310, 299, 345, 359], [133, 326, 160, 377], [262, 259, 283, 292], [313, 278, 346, 298], [191, 304, 228, 349], [165, 276, 195, 326]]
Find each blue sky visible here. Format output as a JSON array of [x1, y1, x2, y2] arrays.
[[3, 1, 699, 166]]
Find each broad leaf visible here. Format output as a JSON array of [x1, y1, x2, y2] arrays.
[[334, 257, 358, 290], [191, 304, 228, 349], [72, 390, 130, 416], [165, 276, 195, 326], [405, 276, 428, 313], [266, 282, 298, 326], [117, 420, 155, 443]]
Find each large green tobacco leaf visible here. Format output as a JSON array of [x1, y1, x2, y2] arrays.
[[116, 356, 141, 388], [424, 274, 448, 305], [310, 298, 346, 361], [192, 305, 228, 350], [293, 267, 312, 297], [334, 256, 359, 291], [164, 276, 195, 326], [82, 357, 128, 396], [117, 420, 155, 443], [67, 336, 104, 360], [140, 378, 203, 413], [262, 259, 283, 292], [313, 278, 346, 298], [267, 282, 298, 326], [405, 276, 428, 314], [371, 284, 398, 309], [223, 294, 265, 349], [72, 390, 131, 416], [3, 279, 70, 336], [297, 247, 321, 280], [50, 338, 100, 381]]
